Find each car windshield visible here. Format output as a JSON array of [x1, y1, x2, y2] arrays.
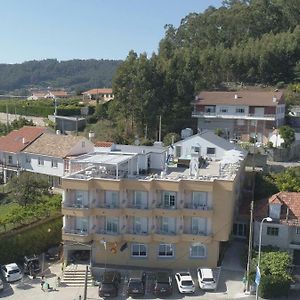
[[203, 278, 214, 282], [8, 269, 20, 274], [182, 280, 193, 286], [101, 283, 114, 289], [179, 272, 190, 276], [129, 281, 143, 289]]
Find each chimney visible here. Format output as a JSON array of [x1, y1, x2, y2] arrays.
[[88, 130, 95, 141], [272, 97, 277, 103], [285, 207, 289, 222], [22, 137, 26, 144], [234, 94, 238, 100]]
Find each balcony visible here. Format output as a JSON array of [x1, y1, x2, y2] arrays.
[[123, 229, 152, 243], [154, 203, 180, 217], [94, 229, 123, 243], [92, 203, 123, 217], [181, 230, 212, 243], [192, 111, 276, 121], [181, 203, 213, 218], [153, 230, 181, 243], [62, 228, 93, 243], [62, 203, 91, 217], [124, 203, 152, 217]]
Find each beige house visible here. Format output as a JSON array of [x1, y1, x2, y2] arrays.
[[82, 88, 114, 103], [62, 138, 246, 270]]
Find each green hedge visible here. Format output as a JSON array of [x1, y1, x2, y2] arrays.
[[259, 275, 290, 298], [0, 217, 62, 264]]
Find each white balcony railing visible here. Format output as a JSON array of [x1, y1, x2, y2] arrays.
[[192, 111, 276, 120]]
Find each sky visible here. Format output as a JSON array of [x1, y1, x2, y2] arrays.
[[0, 0, 223, 64]]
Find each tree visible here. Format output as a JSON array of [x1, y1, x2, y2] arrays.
[[279, 125, 295, 148], [274, 167, 300, 192], [7, 172, 49, 206]]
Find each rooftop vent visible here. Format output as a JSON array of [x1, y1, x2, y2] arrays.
[[234, 94, 238, 99]]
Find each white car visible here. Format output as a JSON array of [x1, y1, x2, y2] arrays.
[[197, 268, 216, 290], [0, 278, 3, 291], [174, 272, 195, 294], [1, 263, 23, 282]]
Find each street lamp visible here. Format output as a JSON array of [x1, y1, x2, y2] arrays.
[[256, 217, 272, 300]]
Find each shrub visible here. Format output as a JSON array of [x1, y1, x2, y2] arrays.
[[259, 275, 290, 298]]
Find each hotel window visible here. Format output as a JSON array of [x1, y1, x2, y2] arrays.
[[106, 217, 119, 234], [38, 157, 44, 165], [267, 226, 279, 236], [192, 192, 208, 208], [190, 244, 206, 258], [51, 159, 58, 168], [158, 244, 174, 257], [134, 191, 147, 208], [131, 243, 147, 257], [163, 192, 176, 208]]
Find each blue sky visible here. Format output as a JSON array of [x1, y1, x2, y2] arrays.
[[0, 0, 223, 63]]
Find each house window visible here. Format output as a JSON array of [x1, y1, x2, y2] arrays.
[[25, 155, 31, 163], [8, 155, 13, 164], [296, 227, 300, 235], [236, 108, 245, 113], [190, 244, 206, 258], [267, 226, 279, 236], [191, 146, 200, 153], [220, 107, 228, 113], [158, 244, 174, 257], [38, 157, 44, 166], [206, 147, 216, 155], [163, 192, 176, 208], [51, 159, 58, 168], [131, 243, 147, 257]]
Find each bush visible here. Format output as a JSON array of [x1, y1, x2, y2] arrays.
[[0, 217, 62, 263], [259, 275, 290, 298], [163, 132, 180, 146]]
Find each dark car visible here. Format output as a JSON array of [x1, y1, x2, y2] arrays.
[[153, 271, 172, 297], [24, 255, 40, 275], [126, 271, 146, 297], [98, 271, 121, 298]]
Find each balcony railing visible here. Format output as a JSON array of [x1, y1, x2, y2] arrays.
[[96, 229, 120, 235], [63, 202, 90, 209], [156, 229, 177, 235], [192, 111, 276, 120], [156, 203, 177, 210], [126, 229, 149, 235], [63, 228, 89, 235], [184, 203, 209, 210], [127, 203, 149, 209], [183, 229, 208, 236]]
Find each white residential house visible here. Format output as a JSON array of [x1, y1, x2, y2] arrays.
[[0, 126, 46, 183], [22, 133, 94, 187], [254, 192, 300, 265]]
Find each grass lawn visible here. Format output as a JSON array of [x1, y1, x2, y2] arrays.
[[0, 202, 19, 217]]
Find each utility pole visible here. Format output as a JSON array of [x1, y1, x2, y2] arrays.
[[158, 115, 162, 142], [246, 200, 254, 292], [83, 265, 88, 300]]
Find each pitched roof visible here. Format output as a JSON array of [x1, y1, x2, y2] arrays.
[[194, 90, 284, 106], [0, 126, 46, 153], [24, 133, 88, 158], [82, 88, 113, 95], [254, 192, 300, 225]]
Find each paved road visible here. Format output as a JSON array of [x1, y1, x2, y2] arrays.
[[0, 112, 46, 127]]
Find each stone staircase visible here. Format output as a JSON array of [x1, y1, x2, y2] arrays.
[[62, 264, 94, 287]]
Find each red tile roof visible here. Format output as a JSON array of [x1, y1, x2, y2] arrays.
[[94, 141, 113, 147], [82, 88, 113, 95], [194, 90, 284, 106], [0, 126, 46, 153], [254, 192, 300, 225]]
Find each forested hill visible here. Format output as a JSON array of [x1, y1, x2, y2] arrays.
[[111, 0, 300, 140], [0, 59, 122, 94]]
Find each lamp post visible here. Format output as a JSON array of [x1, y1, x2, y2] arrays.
[[256, 217, 272, 300]]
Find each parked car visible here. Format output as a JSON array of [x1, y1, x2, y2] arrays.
[[1, 263, 23, 282], [45, 246, 60, 261], [174, 272, 195, 294], [24, 255, 40, 275], [126, 270, 146, 297], [153, 271, 172, 297], [98, 271, 121, 297], [0, 278, 3, 292], [197, 268, 216, 290]]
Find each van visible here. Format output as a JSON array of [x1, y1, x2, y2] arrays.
[[126, 270, 146, 297]]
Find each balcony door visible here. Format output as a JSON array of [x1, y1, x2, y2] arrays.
[[191, 217, 206, 235], [133, 217, 148, 234], [161, 217, 176, 234], [75, 217, 89, 233], [106, 217, 119, 234], [163, 192, 176, 208], [192, 192, 208, 208], [134, 191, 147, 208], [105, 191, 119, 208]]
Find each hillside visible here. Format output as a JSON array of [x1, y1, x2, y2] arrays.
[[0, 59, 122, 94], [109, 0, 300, 141]]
